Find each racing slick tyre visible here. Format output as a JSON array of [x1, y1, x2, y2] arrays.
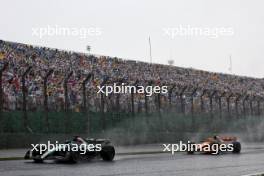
[[31, 147, 44, 163], [33, 158, 43, 163], [100, 145, 115, 161], [67, 151, 80, 163], [187, 150, 194, 154], [232, 141, 241, 154], [187, 142, 195, 154]]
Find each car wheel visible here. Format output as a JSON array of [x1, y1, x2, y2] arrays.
[[187, 142, 195, 154], [33, 158, 43, 163], [68, 151, 79, 163], [32, 148, 44, 163], [232, 141, 241, 153], [187, 150, 194, 154], [100, 145, 115, 161]]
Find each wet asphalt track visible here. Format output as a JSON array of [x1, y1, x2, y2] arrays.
[[0, 148, 264, 176]]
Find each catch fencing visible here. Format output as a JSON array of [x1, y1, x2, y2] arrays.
[[0, 65, 263, 133]]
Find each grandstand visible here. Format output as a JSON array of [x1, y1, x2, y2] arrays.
[[0, 39, 264, 116]]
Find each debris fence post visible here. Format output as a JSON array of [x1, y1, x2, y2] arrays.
[[235, 94, 241, 118], [218, 92, 226, 118], [242, 95, 249, 117], [209, 90, 217, 117], [226, 93, 233, 116], [22, 66, 32, 132], [43, 69, 53, 132], [179, 86, 187, 114], [82, 73, 93, 133], [200, 89, 207, 113], [63, 71, 73, 133], [100, 76, 109, 131], [0, 63, 8, 133], [0, 63, 8, 113], [169, 85, 176, 111]]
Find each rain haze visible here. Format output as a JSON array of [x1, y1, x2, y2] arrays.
[[0, 0, 264, 77]]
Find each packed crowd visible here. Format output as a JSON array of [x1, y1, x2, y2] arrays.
[[1, 40, 264, 112]]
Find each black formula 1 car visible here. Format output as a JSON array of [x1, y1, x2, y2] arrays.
[[25, 136, 115, 163]]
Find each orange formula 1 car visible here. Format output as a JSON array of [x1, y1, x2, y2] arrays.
[[187, 135, 241, 155]]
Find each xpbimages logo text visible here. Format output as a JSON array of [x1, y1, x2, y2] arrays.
[[31, 141, 102, 155], [163, 141, 234, 155], [97, 83, 168, 96]]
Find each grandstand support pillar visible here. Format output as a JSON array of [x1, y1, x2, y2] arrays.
[[209, 90, 217, 117], [226, 93, 233, 116], [218, 92, 225, 118], [242, 95, 249, 116], [82, 73, 93, 133], [235, 94, 241, 118], [179, 86, 187, 114], [63, 71, 73, 133], [200, 90, 207, 113], [0, 63, 8, 113], [191, 88, 198, 115], [43, 69, 53, 132], [22, 66, 32, 133]]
